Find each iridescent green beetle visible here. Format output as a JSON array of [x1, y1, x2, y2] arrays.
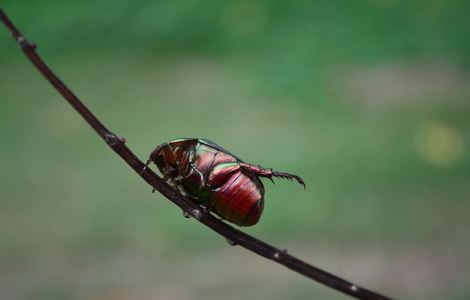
[[144, 138, 305, 226]]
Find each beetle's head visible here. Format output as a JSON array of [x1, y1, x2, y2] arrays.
[[146, 143, 178, 178], [149, 148, 165, 170]]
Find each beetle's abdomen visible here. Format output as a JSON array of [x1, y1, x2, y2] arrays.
[[178, 140, 265, 226], [207, 163, 264, 226]]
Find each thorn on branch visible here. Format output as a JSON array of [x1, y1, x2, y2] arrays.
[[191, 209, 202, 220], [225, 238, 237, 246], [105, 133, 125, 146], [16, 36, 36, 50]]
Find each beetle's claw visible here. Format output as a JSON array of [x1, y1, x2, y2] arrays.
[[271, 170, 306, 189], [294, 175, 306, 189]]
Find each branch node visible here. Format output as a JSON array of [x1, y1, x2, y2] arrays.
[[225, 238, 237, 246], [105, 133, 125, 146], [191, 208, 202, 220], [16, 36, 36, 50], [273, 252, 281, 260]]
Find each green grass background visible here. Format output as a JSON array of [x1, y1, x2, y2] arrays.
[[1, 1, 469, 299]]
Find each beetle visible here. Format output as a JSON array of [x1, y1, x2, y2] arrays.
[[143, 138, 305, 226]]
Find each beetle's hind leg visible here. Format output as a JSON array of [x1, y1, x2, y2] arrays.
[[202, 201, 212, 214], [271, 170, 306, 188], [239, 162, 306, 188]]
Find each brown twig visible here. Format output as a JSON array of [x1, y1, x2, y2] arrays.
[[0, 8, 394, 300]]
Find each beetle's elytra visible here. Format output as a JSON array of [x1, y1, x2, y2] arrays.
[[144, 138, 305, 226]]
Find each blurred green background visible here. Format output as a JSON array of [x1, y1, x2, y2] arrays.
[[1, 1, 469, 299]]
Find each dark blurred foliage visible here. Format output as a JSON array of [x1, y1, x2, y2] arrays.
[[3, 0, 470, 98]]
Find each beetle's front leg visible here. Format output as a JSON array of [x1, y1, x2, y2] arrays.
[[161, 166, 175, 181]]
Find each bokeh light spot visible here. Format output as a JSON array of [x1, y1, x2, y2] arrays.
[[414, 121, 464, 168]]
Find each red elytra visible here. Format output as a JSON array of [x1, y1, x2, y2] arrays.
[[144, 138, 305, 226]]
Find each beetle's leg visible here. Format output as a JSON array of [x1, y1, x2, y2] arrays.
[[160, 143, 178, 168], [177, 150, 192, 179], [143, 142, 176, 174], [239, 162, 306, 188], [162, 166, 174, 180], [202, 200, 213, 214]]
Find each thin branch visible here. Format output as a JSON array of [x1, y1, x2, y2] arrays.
[[0, 9, 394, 300]]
